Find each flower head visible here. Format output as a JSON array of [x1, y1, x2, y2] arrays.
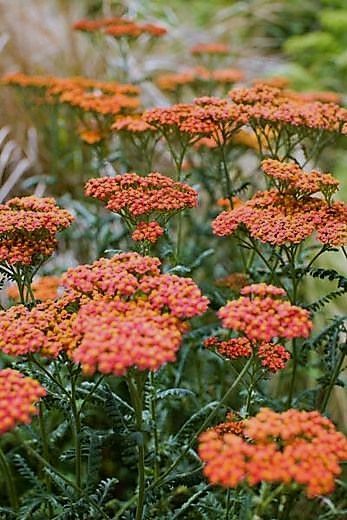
[[191, 43, 229, 55], [261, 159, 339, 202], [212, 184, 347, 247], [0, 297, 77, 358], [217, 284, 312, 342], [0, 369, 46, 434], [0, 196, 73, 265], [72, 299, 184, 375], [199, 408, 347, 497], [132, 221, 164, 243], [73, 17, 167, 39], [85, 172, 197, 239]]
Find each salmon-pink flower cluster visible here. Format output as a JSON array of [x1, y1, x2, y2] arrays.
[[85, 172, 197, 216], [62, 253, 209, 319], [0, 369, 46, 434], [61, 253, 208, 374], [61, 252, 161, 299], [217, 283, 312, 342], [0, 297, 77, 358], [205, 336, 290, 373], [72, 300, 185, 375], [112, 114, 155, 134], [199, 408, 347, 497], [0, 253, 208, 375], [144, 98, 248, 144], [85, 172, 197, 242], [155, 67, 244, 94], [212, 189, 347, 247], [261, 159, 339, 202], [73, 17, 167, 39], [205, 336, 253, 359], [132, 221, 164, 243], [0, 196, 73, 265], [229, 84, 347, 135], [191, 43, 229, 55]]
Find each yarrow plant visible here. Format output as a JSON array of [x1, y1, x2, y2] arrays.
[[199, 408, 347, 516], [0, 7, 346, 520]]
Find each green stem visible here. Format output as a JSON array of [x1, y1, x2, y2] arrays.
[[245, 357, 256, 414], [287, 339, 297, 407], [149, 372, 160, 479], [224, 488, 231, 520], [70, 371, 82, 490], [127, 371, 147, 520], [0, 445, 19, 510]]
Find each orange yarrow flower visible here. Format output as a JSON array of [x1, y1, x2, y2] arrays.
[[199, 408, 347, 498], [218, 283, 312, 342], [0, 196, 73, 265], [0, 369, 46, 434]]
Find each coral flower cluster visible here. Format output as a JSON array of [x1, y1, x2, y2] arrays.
[[72, 300, 185, 375], [73, 17, 167, 38], [0, 253, 208, 376], [261, 159, 339, 202], [0, 369, 46, 434], [131, 221, 164, 243], [144, 97, 249, 145], [0, 296, 77, 358], [7, 275, 60, 302], [2, 73, 140, 122], [205, 337, 290, 373], [218, 283, 312, 342], [206, 283, 310, 373], [229, 84, 347, 135], [0, 196, 73, 265], [199, 408, 347, 497], [191, 43, 229, 55], [156, 67, 244, 94], [213, 161, 347, 247], [85, 172, 198, 243]]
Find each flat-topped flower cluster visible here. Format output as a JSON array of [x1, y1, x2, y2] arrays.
[[0, 253, 209, 375], [199, 408, 347, 497]]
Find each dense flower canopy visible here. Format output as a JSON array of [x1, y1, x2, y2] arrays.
[[0, 369, 46, 434], [0, 253, 209, 375], [199, 408, 347, 497], [0, 196, 73, 265]]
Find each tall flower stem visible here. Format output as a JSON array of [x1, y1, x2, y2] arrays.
[[127, 370, 148, 520], [149, 372, 160, 479], [0, 445, 19, 510], [70, 367, 82, 490]]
